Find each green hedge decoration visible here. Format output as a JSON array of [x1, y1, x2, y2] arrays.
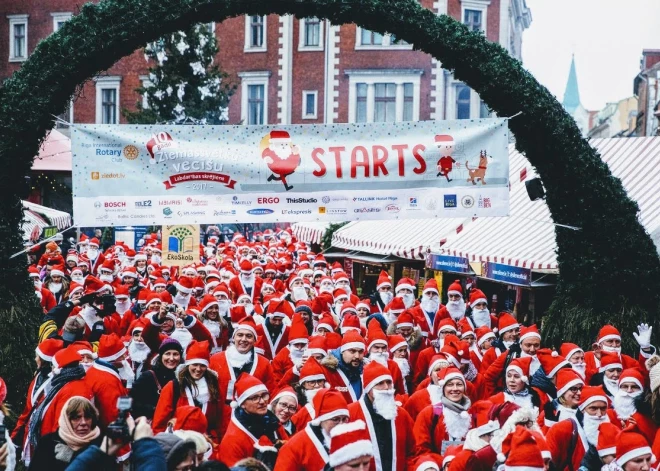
[[0, 0, 659, 407]]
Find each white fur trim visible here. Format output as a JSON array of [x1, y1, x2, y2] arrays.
[[310, 408, 349, 425], [377, 281, 392, 290], [300, 373, 326, 384], [35, 347, 53, 362], [99, 346, 127, 362], [395, 283, 415, 293], [122, 271, 138, 279], [619, 377, 644, 390], [475, 419, 500, 436], [390, 340, 408, 353], [438, 326, 457, 334], [565, 347, 583, 362], [599, 362, 623, 373], [599, 334, 621, 343], [557, 377, 584, 398], [416, 461, 440, 471], [368, 339, 388, 351], [470, 297, 487, 308], [397, 321, 414, 328], [341, 342, 365, 352], [364, 374, 393, 394], [428, 358, 450, 376], [185, 358, 209, 367], [519, 331, 541, 342], [237, 384, 268, 406], [579, 395, 608, 411], [233, 324, 257, 339], [442, 371, 465, 386], [328, 440, 374, 467], [547, 361, 570, 379], [423, 287, 439, 295], [356, 302, 370, 311], [616, 447, 653, 466], [272, 389, 298, 404], [317, 323, 334, 333], [254, 443, 278, 453], [478, 332, 496, 345], [598, 446, 616, 457], [305, 348, 327, 358], [442, 455, 455, 467], [505, 467, 544, 471], [50, 268, 65, 277], [330, 419, 367, 436], [175, 282, 193, 294], [447, 290, 462, 296], [444, 353, 461, 368], [498, 323, 520, 335], [202, 300, 219, 312]]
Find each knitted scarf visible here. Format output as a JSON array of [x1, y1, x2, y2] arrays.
[[57, 398, 100, 451], [28, 365, 85, 448]]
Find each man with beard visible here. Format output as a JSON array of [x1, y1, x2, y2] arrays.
[[411, 279, 442, 339], [171, 276, 196, 311], [387, 310, 426, 380], [465, 288, 497, 330], [471, 326, 496, 371], [272, 315, 309, 384], [229, 260, 263, 304], [85, 238, 105, 275], [584, 324, 649, 373], [348, 362, 416, 471], [369, 271, 393, 314], [255, 299, 292, 360], [274, 389, 350, 471], [389, 334, 413, 394], [126, 321, 152, 377], [394, 277, 418, 310], [366, 320, 406, 396], [320, 330, 367, 404], [84, 334, 132, 429], [210, 316, 276, 436], [43, 264, 69, 304], [434, 280, 467, 329], [590, 351, 624, 400], [612, 368, 657, 444], [546, 385, 612, 470]]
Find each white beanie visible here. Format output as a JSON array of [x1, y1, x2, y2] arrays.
[[646, 355, 660, 393]]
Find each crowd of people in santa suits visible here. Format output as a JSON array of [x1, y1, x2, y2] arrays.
[[1, 228, 660, 470]]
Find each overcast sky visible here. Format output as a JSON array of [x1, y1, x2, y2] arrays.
[[521, 0, 660, 111]]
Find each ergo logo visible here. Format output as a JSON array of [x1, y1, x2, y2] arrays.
[[257, 197, 280, 204]]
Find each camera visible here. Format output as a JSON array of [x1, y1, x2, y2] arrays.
[[0, 424, 6, 447], [166, 304, 178, 314], [106, 396, 132, 441]]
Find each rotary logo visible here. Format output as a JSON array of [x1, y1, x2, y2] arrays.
[[123, 145, 139, 160]]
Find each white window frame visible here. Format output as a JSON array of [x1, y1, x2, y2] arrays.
[[138, 75, 153, 109], [298, 18, 324, 51], [354, 27, 413, 50], [239, 71, 270, 125], [244, 15, 267, 52], [94, 76, 121, 124], [302, 90, 318, 119], [446, 79, 483, 120], [8, 14, 28, 62], [461, 0, 490, 35], [346, 69, 422, 123], [51, 12, 72, 32]]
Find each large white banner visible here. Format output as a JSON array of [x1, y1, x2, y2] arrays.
[[72, 120, 509, 226]]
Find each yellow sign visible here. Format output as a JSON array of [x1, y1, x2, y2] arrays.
[[434, 271, 443, 292], [162, 225, 200, 266]]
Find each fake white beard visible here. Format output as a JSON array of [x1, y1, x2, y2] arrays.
[[502, 340, 515, 349], [304, 387, 322, 404], [244, 303, 255, 315], [379, 291, 393, 305], [203, 319, 221, 338], [443, 408, 471, 440], [292, 287, 308, 301], [115, 300, 131, 316], [521, 352, 541, 376], [81, 362, 92, 372], [393, 357, 411, 377], [241, 275, 255, 288], [572, 362, 587, 380], [87, 249, 99, 260], [428, 384, 444, 405], [226, 344, 253, 369], [421, 296, 440, 314], [48, 283, 63, 294], [372, 389, 398, 420], [359, 316, 368, 327], [173, 293, 191, 309], [194, 377, 210, 405], [446, 300, 466, 321], [322, 428, 332, 448], [99, 274, 113, 283], [34, 280, 42, 290], [151, 255, 161, 264], [399, 293, 414, 309], [218, 300, 230, 315], [583, 413, 608, 446], [71, 276, 84, 284], [118, 360, 136, 382], [604, 377, 619, 395], [319, 285, 333, 294], [504, 391, 533, 409], [601, 345, 622, 354], [370, 352, 389, 367], [613, 390, 640, 420], [128, 341, 151, 364], [386, 311, 399, 325], [170, 328, 193, 350], [471, 308, 491, 328]]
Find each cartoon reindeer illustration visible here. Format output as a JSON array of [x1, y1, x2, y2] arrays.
[[466, 150, 491, 185]]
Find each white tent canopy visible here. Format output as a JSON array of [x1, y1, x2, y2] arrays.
[[22, 200, 72, 241], [291, 222, 331, 245]]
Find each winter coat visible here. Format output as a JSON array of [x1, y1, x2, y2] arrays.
[[66, 437, 166, 471], [28, 431, 102, 471]]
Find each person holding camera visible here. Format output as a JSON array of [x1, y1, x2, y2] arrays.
[[153, 341, 225, 443], [142, 301, 214, 354], [28, 396, 102, 470]]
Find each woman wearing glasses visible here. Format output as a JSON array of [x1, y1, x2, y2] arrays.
[[268, 387, 299, 438], [538, 368, 584, 432]]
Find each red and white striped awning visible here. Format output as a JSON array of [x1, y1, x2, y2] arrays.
[[435, 137, 660, 270], [291, 222, 331, 245], [22, 201, 72, 242], [332, 218, 469, 260]]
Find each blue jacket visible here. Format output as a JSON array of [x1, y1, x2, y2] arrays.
[[330, 348, 364, 398], [67, 438, 166, 471]]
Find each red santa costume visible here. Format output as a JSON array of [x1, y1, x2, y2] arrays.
[[228, 260, 263, 304], [328, 420, 375, 469], [261, 130, 301, 191], [348, 362, 416, 471], [85, 238, 106, 275], [254, 299, 292, 361], [197, 294, 230, 354], [413, 320, 457, 385], [289, 357, 328, 430], [152, 341, 225, 443], [209, 317, 276, 436], [369, 271, 392, 314], [448, 401, 500, 471], [320, 330, 366, 404], [404, 355, 450, 419], [412, 279, 443, 339], [613, 368, 657, 444], [584, 325, 643, 374], [271, 315, 309, 384], [365, 320, 407, 396]]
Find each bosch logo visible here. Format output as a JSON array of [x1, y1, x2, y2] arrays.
[[257, 197, 280, 204], [104, 202, 126, 208]]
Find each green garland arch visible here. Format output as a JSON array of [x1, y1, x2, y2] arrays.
[[0, 0, 659, 404]]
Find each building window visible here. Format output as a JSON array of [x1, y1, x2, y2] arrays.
[[361, 29, 383, 46], [347, 70, 422, 123], [94, 76, 121, 124], [464, 9, 483, 32], [305, 18, 320, 46], [51, 13, 71, 32], [480, 100, 490, 118], [302, 90, 318, 119], [356, 27, 413, 49], [456, 85, 471, 119], [239, 71, 270, 125], [374, 83, 397, 123], [356, 84, 368, 123], [55, 100, 73, 129], [8, 15, 28, 61], [245, 15, 266, 51], [403, 83, 414, 121]]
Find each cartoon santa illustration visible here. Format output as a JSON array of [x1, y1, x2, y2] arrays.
[[261, 130, 301, 191], [435, 134, 458, 182]]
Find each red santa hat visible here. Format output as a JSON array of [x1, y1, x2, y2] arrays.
[[97, 334, 127, 362], [599, 351, 623, 373], [270, 386, 298, 409], [396, 311, 415, 329], [340, 313, 361, 335], [468, 289, 487, 308], [502, 426, 545, 471], [519, 325, 541, 343], [422, 279, 439, 296], [388, 334, 408, 354], [145, 292, 162, 308], [476, 326, 495, 346], [310, 389, 349, 425], [269, 130, 291, 143], [68, 282, 84, 297], [440, 343, 462, 368], [88, 237, 100, 248], [231, 374, 268, 408], [52, 347, 82, 374], [83, 276, 105, 295], [559, 342, 583, 362], [267, 299, 294, 319], [288, 316, 310, 345], [555, 369, 584, 398], [332, 289, 349, 303], [36, 338, 64, 362], [428, 354, 450, 376], [114, 285, 130, 300], [615, 426, 656, 467], [578, 385, 609, 411], [414, 456, 440, 471], [536, 349, 569, 379], [395, 277, 416, 293], [597, 422, 620, 458], [434, 134, 454, 147], [70, 341, 96, 360], [597, 324, 621, 344], [185, 340, 210, 367], [134, 252, 148, 262], [173, 406, 208, 435], [239, 260, 253, 274], [458, 318, 475, 339], [442, 445, 461, 468], [50, 264, 66, 278], [446, 279, 463, 297], [306, 336, 328, 358], [506, 357, 533, 384], [339, 301, 357, 318], [362, 361, 393, 394], [376, 271, 392, 290], [233, 316, 258, 339], [197, 294, 219, 313], [497, 313, 519, 336], [356, 299, 371, 312], [328, 420, 373, 468], [385, 297, 406, 316], [366, 319, 389, 351], [175, 277, 194, 294], [619, 368, 645, 390], [121, 267, 138, 279], [470, 400, 500, 436], [316, 312, 336, 333], [340, 330, 365, 353], [529, 430, 551, 461], [437, 366, 466, 391], [299, 357, 326, 384], [437, 318, 457, 335]]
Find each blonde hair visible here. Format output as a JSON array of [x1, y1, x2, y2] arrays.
[[173, 430, 209, 455]]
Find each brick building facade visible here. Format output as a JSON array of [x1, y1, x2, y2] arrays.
[[1, 0, 531, 126]]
